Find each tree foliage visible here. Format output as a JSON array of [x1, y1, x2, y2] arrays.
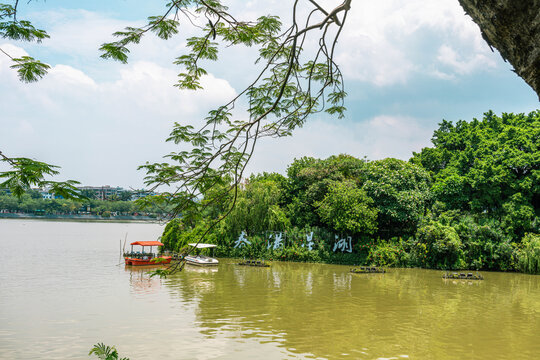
[[0, 151, 82, 200], [0, 192, 167, 217], [360, 158, 431, 238], [0, 2, 50, 82], [316, 180, 377, 236], [89, 343, 129, 360], [414, 221, 464, 270], [161, 218, 186, 250], [517, 233, 540, 274], [411, 110, 539, 238], [285, 155, 366, 228], [225, 176, 290, 236], [131, 0, 352, 239], [158, 110, 538, 274], [283, 155, 430, 238]]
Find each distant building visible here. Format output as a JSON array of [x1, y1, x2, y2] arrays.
[[41, 191, 54, 200], [78, 185, 126, 200], [2, 185, 157, 201], [35, 188, 63, 199], [77, 186, 158, 201], [130, 190, 158, 201]]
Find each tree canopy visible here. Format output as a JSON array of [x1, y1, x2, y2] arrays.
[[411, 110, 539, 238], [316, 180, 377, 236], [153, 111, 538, 273]]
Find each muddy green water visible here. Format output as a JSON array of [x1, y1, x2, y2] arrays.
[[0, 220, 539, 359]]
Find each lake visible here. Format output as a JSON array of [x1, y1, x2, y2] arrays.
[[0, 219, 539, 359]]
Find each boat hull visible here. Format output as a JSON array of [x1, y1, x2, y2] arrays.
[[185, 255, 219, 266], [124, 256, 172, 266]]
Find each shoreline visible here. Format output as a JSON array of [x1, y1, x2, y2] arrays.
[[214, 255, 530, 275], [0, 213, 161, 223]]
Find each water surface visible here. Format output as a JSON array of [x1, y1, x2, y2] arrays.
[[1, 219, 539, 359]]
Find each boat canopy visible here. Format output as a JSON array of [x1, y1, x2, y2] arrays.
[[188, 243, 217, 249], [130, 241, 164, 246]]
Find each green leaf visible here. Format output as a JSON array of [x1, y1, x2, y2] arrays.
[[89, 343, 129, 360], [148, 16, 179, 40], [0, 156, 84, 200], [149, 268, 170, 278], [112, 27, 143, 45], [99, 42, 130, 63], [0, 4, 15, 20], [0, 20, 49, 42], [10, 56, 50, 83]]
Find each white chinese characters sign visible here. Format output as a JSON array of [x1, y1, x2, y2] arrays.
[[333, 235, 352, 253], [234, 231, 251, 248]]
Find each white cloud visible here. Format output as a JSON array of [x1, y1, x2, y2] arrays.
[[28, 10, 133, 58], [0, 44, 236, 188], [0, 43, 29, 58], [247, 114, 433, 175], [226, 0, 495, 87], [334, 0, 499, 85], [26, 8, 194, 71], [336, 37, 414, 86], [18, 2, 503, 88], [48, 65, 97, 87], [436, 44, 496, 75]]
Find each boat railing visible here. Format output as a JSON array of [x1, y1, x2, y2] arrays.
[[123, 252, 157, 259]]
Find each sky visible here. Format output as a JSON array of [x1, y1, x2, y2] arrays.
[[0, 0, 538, 189]]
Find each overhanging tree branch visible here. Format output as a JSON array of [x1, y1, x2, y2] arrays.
[[103, 0, 350, 274], [0, 150, 85, 200]]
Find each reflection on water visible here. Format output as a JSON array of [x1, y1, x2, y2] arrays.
[[165, 261, 540, 360], [126, 266, 163, 296], [1, 220, 540, 360]]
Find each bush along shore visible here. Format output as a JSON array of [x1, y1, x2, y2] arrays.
[[0, 194, 168, 220], [160, 111, 540, 273], [0, 212, 159, 221]]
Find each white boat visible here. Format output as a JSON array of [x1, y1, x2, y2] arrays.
[[185, 243, 219, 266]]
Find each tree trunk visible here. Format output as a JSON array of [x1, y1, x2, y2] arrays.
[[458, 0, 540, 99]]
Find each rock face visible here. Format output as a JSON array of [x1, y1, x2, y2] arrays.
[[458, 0, 540, 99]]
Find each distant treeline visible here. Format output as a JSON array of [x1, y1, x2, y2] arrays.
[[0, 192, 168, 218], [162, 110, 540, 274]]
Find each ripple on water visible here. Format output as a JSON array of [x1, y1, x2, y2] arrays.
[[2, 221, 540, 359]]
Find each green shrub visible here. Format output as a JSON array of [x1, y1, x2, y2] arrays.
[[455, 218, 515, 271], [367, 241, 401, 267], [174, 220, 221, 253], [414, 221, 464, 269], [161, 218, 183, 251], [502, 193, 536, 239], [517, 233, 540, 274]]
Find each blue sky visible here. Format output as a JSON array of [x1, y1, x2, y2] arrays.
[[1, 0, 538, 188]]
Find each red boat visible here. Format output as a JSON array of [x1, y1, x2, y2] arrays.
[[124, 241, 172, 266]]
